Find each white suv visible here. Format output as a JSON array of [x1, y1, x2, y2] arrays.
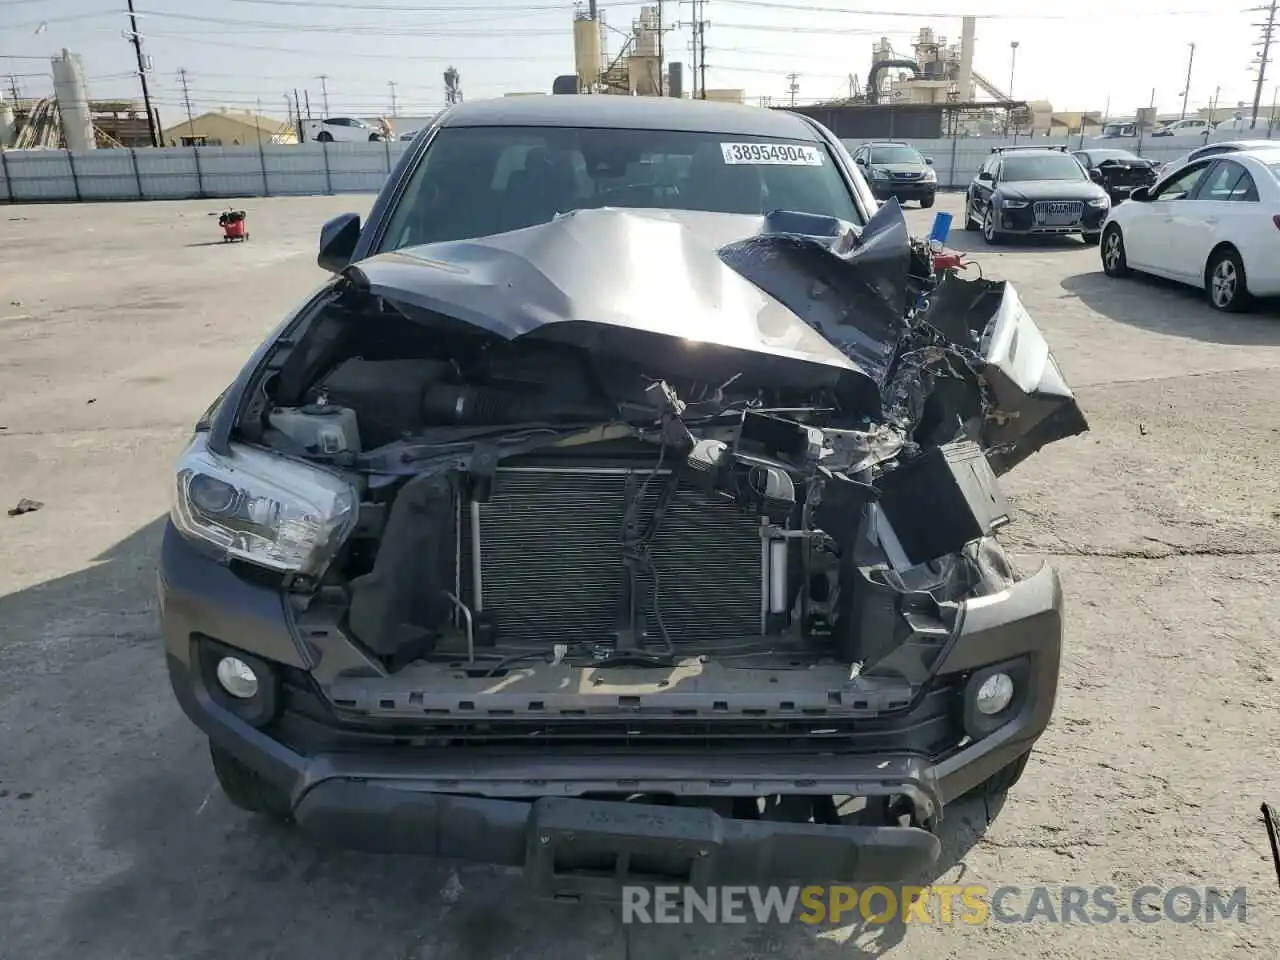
[[302, 117, 385, 143]]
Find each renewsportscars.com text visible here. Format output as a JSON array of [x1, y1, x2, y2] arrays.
[[621, 885, 1248, 925]]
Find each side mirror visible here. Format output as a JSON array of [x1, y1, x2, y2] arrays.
[[318, 213, 361, 273], [924, 156, 934, 165], [1089, 168, 1103, 183], [978, 171, 993, 183], [1130, 186, 1151, 202], [855, 157, 866, 166]]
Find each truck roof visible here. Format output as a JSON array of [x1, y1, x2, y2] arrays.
[[434, 96, 822, 139]]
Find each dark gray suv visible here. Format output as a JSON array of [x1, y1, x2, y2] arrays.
[[852, 140, 937, 208]]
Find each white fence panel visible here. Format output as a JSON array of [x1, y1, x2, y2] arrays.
[[2, 128, 1277, 203]]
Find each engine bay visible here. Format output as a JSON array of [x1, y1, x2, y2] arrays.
[[229, 203, 1087, 684]]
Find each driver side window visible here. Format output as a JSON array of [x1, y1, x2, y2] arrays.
[[1152, 162, 1210, 200]]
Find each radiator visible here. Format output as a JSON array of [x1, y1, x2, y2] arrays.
[[458, 466, 767, 646]]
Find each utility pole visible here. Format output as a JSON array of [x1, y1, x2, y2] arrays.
[[696, 0, 708, 100], [657, 0, 664, 96], [1250, 0, 1278, 129], [388, 80, 398, 117], [7, 75, 19, 110], [304, 89, 312, 119], [125, 0, 159, 147], [317, 75, 330, 116], [1179, 42, 1196, 120], [178, 68, 195, 140], [786, 72, 799, 107], [293, 88, 302, 139]]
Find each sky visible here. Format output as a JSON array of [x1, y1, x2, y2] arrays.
[[0, 0, 1272, 123]]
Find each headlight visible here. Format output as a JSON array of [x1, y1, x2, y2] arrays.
[[1088, 196, 1110, 208], [171, 433, 358, 575], [870, 167, 888, 180], [999, 198, 1029, 209], [922, 168, 937, 182]]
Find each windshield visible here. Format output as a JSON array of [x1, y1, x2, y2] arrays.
[[377, 126, 860, 252], [869, 145, 922, 164], [1001, 155, 1087, 182], [1101, 123, 1134, 136]]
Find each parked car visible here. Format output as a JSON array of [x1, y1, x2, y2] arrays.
[[399, 129, 420, 141], [160, 95, 1085, 895], [302, 117, 385, 143], [850, 139, 937, 208], [1101, 149, 1280, 312], [1071, 148, 1159, 203], [1155, 139, 1280, 179], [1094, 121, 1137, 140], [964, 145, 1111, 244], [1151, 118, 1211, 138]]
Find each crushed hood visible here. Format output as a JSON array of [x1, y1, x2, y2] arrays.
[[344, 207, 881, 400], [343, 200, 1086, 471]]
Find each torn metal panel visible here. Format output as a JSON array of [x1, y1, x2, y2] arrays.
[[717, 198, 913, 392]]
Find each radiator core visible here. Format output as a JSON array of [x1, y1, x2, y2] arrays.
[[458, 466, 766, 646]]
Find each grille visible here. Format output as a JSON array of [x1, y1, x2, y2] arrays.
[[892, 171, 923, 181], [458, 467, 766, 646], [1032, 200, 1084, 226]]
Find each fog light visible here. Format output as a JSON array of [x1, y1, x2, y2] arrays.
[[975, 672, 1014, 715], [215, 656, 259, 699]]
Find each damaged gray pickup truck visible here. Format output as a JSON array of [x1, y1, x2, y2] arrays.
[[159, 97, 1087, 897]]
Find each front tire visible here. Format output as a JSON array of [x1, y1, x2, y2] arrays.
[[315, 131, 334, 143], [1206, 246, 1252, 312], [964, 196, 979, 231], [982, 207, 1003, 245], [1082, 230, 1101, 245], [980, 750, 1032, 796], [1101, 224, 1130, 277], [210, 743, 291, 819], [920, 193, 936, 209]]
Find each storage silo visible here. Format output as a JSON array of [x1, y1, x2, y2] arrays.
[[52, 48, 94, 151], [0, 102, 14, 148], [668, 62, 684, 98], [573, 4, 602, 93]]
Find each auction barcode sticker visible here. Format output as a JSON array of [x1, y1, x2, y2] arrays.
[[720, 142, 824, 165]]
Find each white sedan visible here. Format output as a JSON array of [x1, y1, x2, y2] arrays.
[[1100, 149, 1280, 312]]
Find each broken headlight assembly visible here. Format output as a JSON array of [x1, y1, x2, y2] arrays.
[[170, 433, 358, 576]]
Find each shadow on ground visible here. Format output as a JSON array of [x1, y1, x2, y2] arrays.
[[0, 519, 1003, 960], [1061, 270, 1280, 344]]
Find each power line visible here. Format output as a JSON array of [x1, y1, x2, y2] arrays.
[[714, 0, 1229, 17]]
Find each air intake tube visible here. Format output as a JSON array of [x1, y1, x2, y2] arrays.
[[420, 383, 612, 426]]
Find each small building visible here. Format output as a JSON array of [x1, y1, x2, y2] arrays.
[[161, 108, 295, 147]]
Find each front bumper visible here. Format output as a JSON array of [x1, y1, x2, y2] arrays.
[[871, 179, 937, 202], [992, 203, 1109, 236], [159, 521, 1062, 891]]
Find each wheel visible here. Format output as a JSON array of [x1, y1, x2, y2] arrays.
[[1100, 224, 1130, 277], [315, 131, 333, 143], [920, 194, 935, 209], [209, 742, 291, 818], [981, 206, 1003, 245], [963, 196, 979, 231], [1205, 246, 1252, 312], [369, 133, 381, 142], [1082, 231, 1101, 245]]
